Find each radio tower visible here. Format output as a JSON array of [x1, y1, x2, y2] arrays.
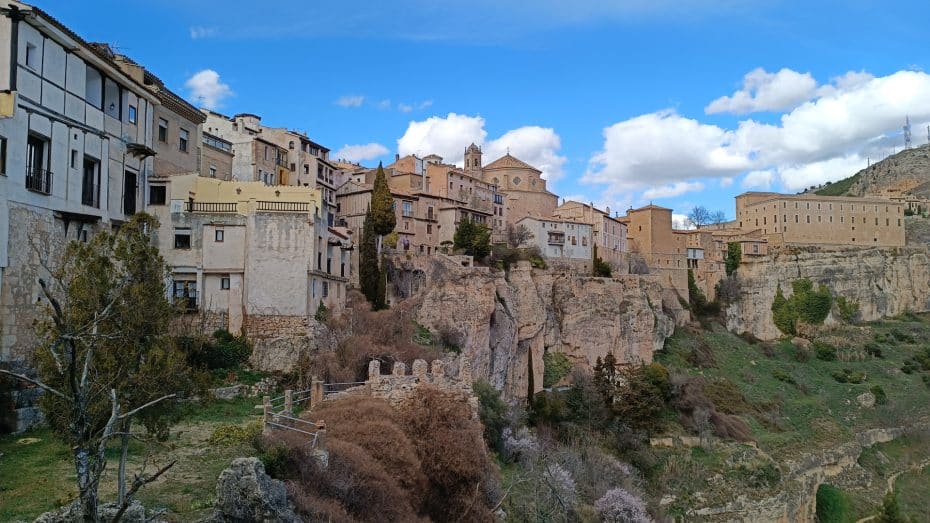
[[903, 116, 912, 149]]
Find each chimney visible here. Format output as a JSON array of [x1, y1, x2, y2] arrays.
[[395, 153, 400, 162]]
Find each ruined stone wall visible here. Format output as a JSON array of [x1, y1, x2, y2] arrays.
[[364, 358, 477, 413], [726, 246, 930, 340], [388, 255, 680, 402], [245, 315, 334, 374]]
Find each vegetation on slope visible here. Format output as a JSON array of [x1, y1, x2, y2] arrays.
[[815, 173, 860, 196]]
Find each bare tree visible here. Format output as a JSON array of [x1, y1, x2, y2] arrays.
[[507, 223, 533, 248], [688, 206, 727, 228], [1, 214, 192, 522]]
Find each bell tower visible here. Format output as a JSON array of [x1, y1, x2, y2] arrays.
[[464, 143, 482, 176]]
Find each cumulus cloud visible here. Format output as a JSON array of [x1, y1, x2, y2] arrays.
[[583, 110, 750, 196], [336, 95, 365, 107], [672, 213, 693, 230], [641, 181, 704, 200], [333, 143, 390, 163], [396, 113, 568, 181], [741, 170, 775, 189], [720, 177, 734, 187], [586, 69, 930, 198], [705, 68, 818, 115], [184, 69, 232, 110]]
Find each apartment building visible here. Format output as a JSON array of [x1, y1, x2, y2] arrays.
[[147, 174, 351, 335], [516, 216, 593, 270], [201, 110, 288, 186], [0, 2, 158, 367], [201, 131, 234, 180], [621, 205, 688, 295], [735, 192, 906, 247], [552, 200, 627, 267]]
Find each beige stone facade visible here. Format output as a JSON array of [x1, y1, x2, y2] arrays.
[[201, 111, 289, 186], [735, 192, 906, 247], [552, 200, 627, 268], [476, 149, 558, 227], [622, 205, 688, 295], [148, 174, 351, 335], [201, 132, 234, 181]]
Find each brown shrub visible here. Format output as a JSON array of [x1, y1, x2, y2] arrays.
[[401, 387, 496, 522], [709, 412, 754, 442], [672, 376, 756, 442]]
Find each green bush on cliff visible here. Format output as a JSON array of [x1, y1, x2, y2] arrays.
[[771, 279, 834, 335], [836, 296, 860, 324], [815, 484, 853, 523], [543, 351, 572, 388]]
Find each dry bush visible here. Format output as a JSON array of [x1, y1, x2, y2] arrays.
[[671, 376, 755, 442], [285, 487, 356, 523], [709, 412, 754, 442], [401, 387, 497, 522], [301, 291, 441, 382]]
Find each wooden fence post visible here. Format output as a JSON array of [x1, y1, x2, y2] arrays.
[[311, 376, 324, 407], [262, 395, 271, 433], [284, 389, 293, 414]]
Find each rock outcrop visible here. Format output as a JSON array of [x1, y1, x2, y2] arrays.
[[727, 247, 930, 340], [206, 457, 300, 523], [389, 256, 679, 401]]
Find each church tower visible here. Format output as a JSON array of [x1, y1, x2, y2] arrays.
[[464, 143, 482, 176]]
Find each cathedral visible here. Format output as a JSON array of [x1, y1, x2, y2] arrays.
[[463, 143, 559, 226]]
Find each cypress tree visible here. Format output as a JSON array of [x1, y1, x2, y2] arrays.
[[370, 163, 396, 236], [359, 210, 381, 308]]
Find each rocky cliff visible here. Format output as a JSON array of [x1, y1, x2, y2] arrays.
[[389, 256, 680, 401], [726, 246, 930, 340]]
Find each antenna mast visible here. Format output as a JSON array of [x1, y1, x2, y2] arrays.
[[903, 116, 912, 150]]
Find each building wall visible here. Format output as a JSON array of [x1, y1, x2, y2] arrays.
[[152, 103, 200, 176], [552, 201, 628, 267], [736, 193, 906, 247], [517, 217, 593, 264], [200, 139, 234, 181]]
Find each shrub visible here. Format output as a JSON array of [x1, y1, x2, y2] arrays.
[[831, 368, 866, 384], [865, 343, 884, 359], [814, 341, 838, 361], [725, 242, 742, 276], [772, 369, 796, 385], [891, 328, 915, 343], [593, 245, 613, 277], [529, 391, 570, 425], [594, 487, 651, 523], [772, 279, 833, 335], [836, 296, 860, 324], [715, 275, 741, 305], [542, 351, 572, 388], [815, 484, 852, 523], [209, 421, 262, 447], [902, 360, 920, 374], [474, 380, 508, 453], [315, 301, 329, 323], [870, 386, 888, 405], [922, 375, 930, 388], [185, 329, 252, 370]]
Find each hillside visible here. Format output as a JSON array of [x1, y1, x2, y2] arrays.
[[815, 144, 930, 197]]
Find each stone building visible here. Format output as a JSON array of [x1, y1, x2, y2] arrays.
[[201, 110, 289, 186], [0, 1, 158, 367], [465, 144, 559, 227], [259, 127, 338, 223], [552, 200, 627, 267], [734, 192, 906, 248], [147, 174, 351, 335], [620, 204, 688, 296], [98, 45, 206, 178], [201, 131, 234, 180], [516, 216, 593, 270]]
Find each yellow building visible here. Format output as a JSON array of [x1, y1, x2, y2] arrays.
[[735, 192, 906, 247]]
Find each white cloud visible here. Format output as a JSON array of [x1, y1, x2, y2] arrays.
[[397, 114, 568, 181], [706, 68, 818, 115], [642, 181, 704, 200], [189, 26, 217, 39], [741, 170, 775, 189], [583, 110, 750, 196], [398, 100, 434, 113], [485, 126, 567, 180], [720, 177, 734, 187], [672, 213, 693, 230], [377, 99, 391, 110], [333, 143, 390, 163], [586, 69, 930, 198], [184, 69, 232, 110], [336, 95, 365, 107]]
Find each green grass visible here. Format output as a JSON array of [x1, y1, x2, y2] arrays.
[[815, 173, 860, 196], [0, 396, 260, 521]]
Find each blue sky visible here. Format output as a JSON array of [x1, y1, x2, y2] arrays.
[[40, 0, 930, 224]]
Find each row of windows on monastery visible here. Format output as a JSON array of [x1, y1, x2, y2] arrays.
[[743, 215, 903, 228], [745, 202, 902, 214]]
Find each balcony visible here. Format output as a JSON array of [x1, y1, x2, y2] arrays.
[[25, 168, 52, 194], [547, 234, 565, 245], [185, 201, 238, 213], [257, 200, 309, 212]]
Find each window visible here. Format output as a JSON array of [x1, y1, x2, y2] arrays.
[[25, 134, 51, 194], [322, 281, 329, 298], [172, 279, 197, 311], [0, 136, 7, 175], [81, 158, 100, 208], [70, 149, 78, 169], [174, 231, 191, 249], [402, 201, 412, 217], [149, 185, 166, 205], [128, 105, 137, 124], [158, 118, 168, 142], [25, 43, 36, 69], [304, 164, 309, 175], [427, 224, 432, 234], [215, 229, 224, 242], [179, 128, 189, 152], [209, 165, 217, 178], [264, 146, 269, 161], [220, 276, 230, 290], [103, 77, 121, 119]]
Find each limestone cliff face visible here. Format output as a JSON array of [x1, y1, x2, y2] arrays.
[[726, 247, 930, 340], [389, 256, 677, 401]]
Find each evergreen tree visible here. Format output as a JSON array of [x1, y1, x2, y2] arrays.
[[359, 210, 382, 309], [876, 491, 906, 523], [370, 163, 396, 236], [453, 218, 491, 259], [592, 244, 612, 277], [725, 242, 742, 276], [376, 254, 388, 310]]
